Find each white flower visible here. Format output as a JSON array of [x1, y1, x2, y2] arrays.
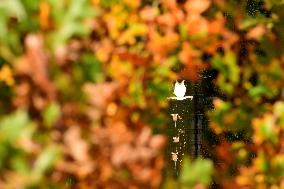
[[174, 80, 186, 100]]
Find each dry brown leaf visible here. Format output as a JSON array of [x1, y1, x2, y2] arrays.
[[64, 127, 90, 162], [25, 34, 56, 100], [84, 81, 119, 109]]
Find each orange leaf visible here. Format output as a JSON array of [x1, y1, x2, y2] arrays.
[[185, 0, 211, 15], [39, 1, 50, 30]]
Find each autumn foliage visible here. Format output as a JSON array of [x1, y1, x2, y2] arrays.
[[0, 0, 284, 188]]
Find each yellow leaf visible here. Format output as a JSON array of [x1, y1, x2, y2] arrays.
[[0, 65, 14, 86]]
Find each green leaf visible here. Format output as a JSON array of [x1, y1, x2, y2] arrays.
[[0, 109, 34, 142], [180, 157, 213, 187], [0, 0, 26, 39], [260, 115, 278, 144], [11, 156, 29, 174], [81, 54, 104, 82], [42, 103, 61, 128], [240, 14, 271, 30], [0, 0, 26, 20], [32, 146, 61, 181], [48, 0, 97, 48], [212, 51, 240, 95], [179, 24, 188, 41]]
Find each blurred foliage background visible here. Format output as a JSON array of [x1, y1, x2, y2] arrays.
[[0, 0, 284, 188]]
